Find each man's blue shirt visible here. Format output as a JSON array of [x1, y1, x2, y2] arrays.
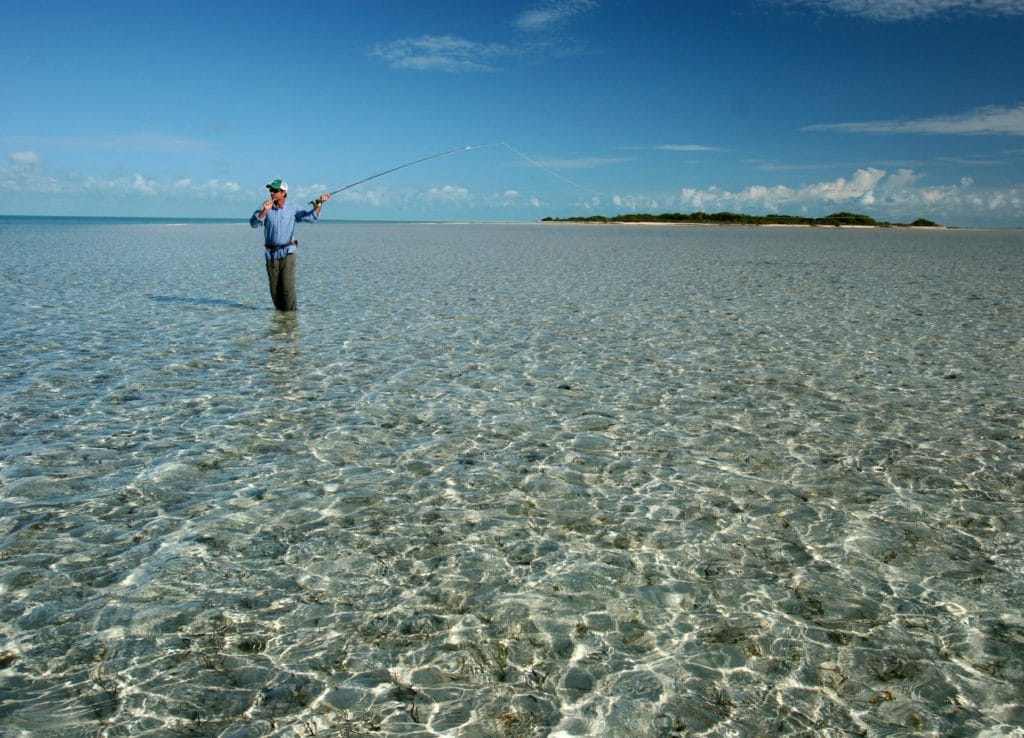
[[250, 201, 319, 259]]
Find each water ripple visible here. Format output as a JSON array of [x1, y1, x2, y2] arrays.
[[1, 222, 1022, 735]]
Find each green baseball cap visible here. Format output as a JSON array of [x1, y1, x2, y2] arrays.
[[265, 179, 288, 191]]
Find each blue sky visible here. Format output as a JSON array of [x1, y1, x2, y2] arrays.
[[2, 0, 1023, 226]]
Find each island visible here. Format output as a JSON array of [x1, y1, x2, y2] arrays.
[[542, 211, 941, 228]]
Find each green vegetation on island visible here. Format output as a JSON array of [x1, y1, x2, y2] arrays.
[[542, 211, 941, 228]]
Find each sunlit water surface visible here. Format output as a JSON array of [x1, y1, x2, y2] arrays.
[[1, 219, 1022, 737]]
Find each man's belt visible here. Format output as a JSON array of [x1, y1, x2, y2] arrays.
[[265, 239, 298, 248]]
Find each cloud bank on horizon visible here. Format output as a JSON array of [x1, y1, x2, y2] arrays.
[[1, 0, 1022, 226]]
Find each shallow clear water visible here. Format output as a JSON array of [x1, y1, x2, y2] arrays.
[[1, 219, 1022, 737]]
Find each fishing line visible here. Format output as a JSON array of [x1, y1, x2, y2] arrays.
[[314, 141, 607, 204], [495, 141, 610, 198], [320, 144, 496, 199]]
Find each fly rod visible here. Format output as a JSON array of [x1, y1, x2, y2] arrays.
[[310, 143, 500, 206]]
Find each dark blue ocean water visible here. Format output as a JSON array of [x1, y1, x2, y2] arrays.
[[1, 218, 1023, 736]]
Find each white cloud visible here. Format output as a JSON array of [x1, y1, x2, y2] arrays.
[[936, 156, 1006, 165], [486, 188, 535, 208], [613, 193, 664, 211], [514, 0, 597, 31], [523, 156, 633, 169], [372, 2, 596, 73], [173, 178, 242, 195], [9, 150, 43, 166], [803, 167, 886, 201], [658, 144, 722, 152], [337, 187, 388, 208], [0, 166, 243, 200], [426, 184, 470, 202], [805, 104, 1024, 136], [371, 36, 506, 73], [751, 160, 855, 171], [100, 133, 219, 151], [922, 180, 966, 203], [94, 173, 161, 196], [676, 168, 907, 211], [885, 168, 924, 189], [5, 133, 218, 151], [666, 167, 1024, 224], [769, 0, 1024, 21]]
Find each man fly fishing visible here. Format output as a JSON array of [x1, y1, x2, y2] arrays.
[[249, 146, 500, 310], [250, 179, 331, 311]]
